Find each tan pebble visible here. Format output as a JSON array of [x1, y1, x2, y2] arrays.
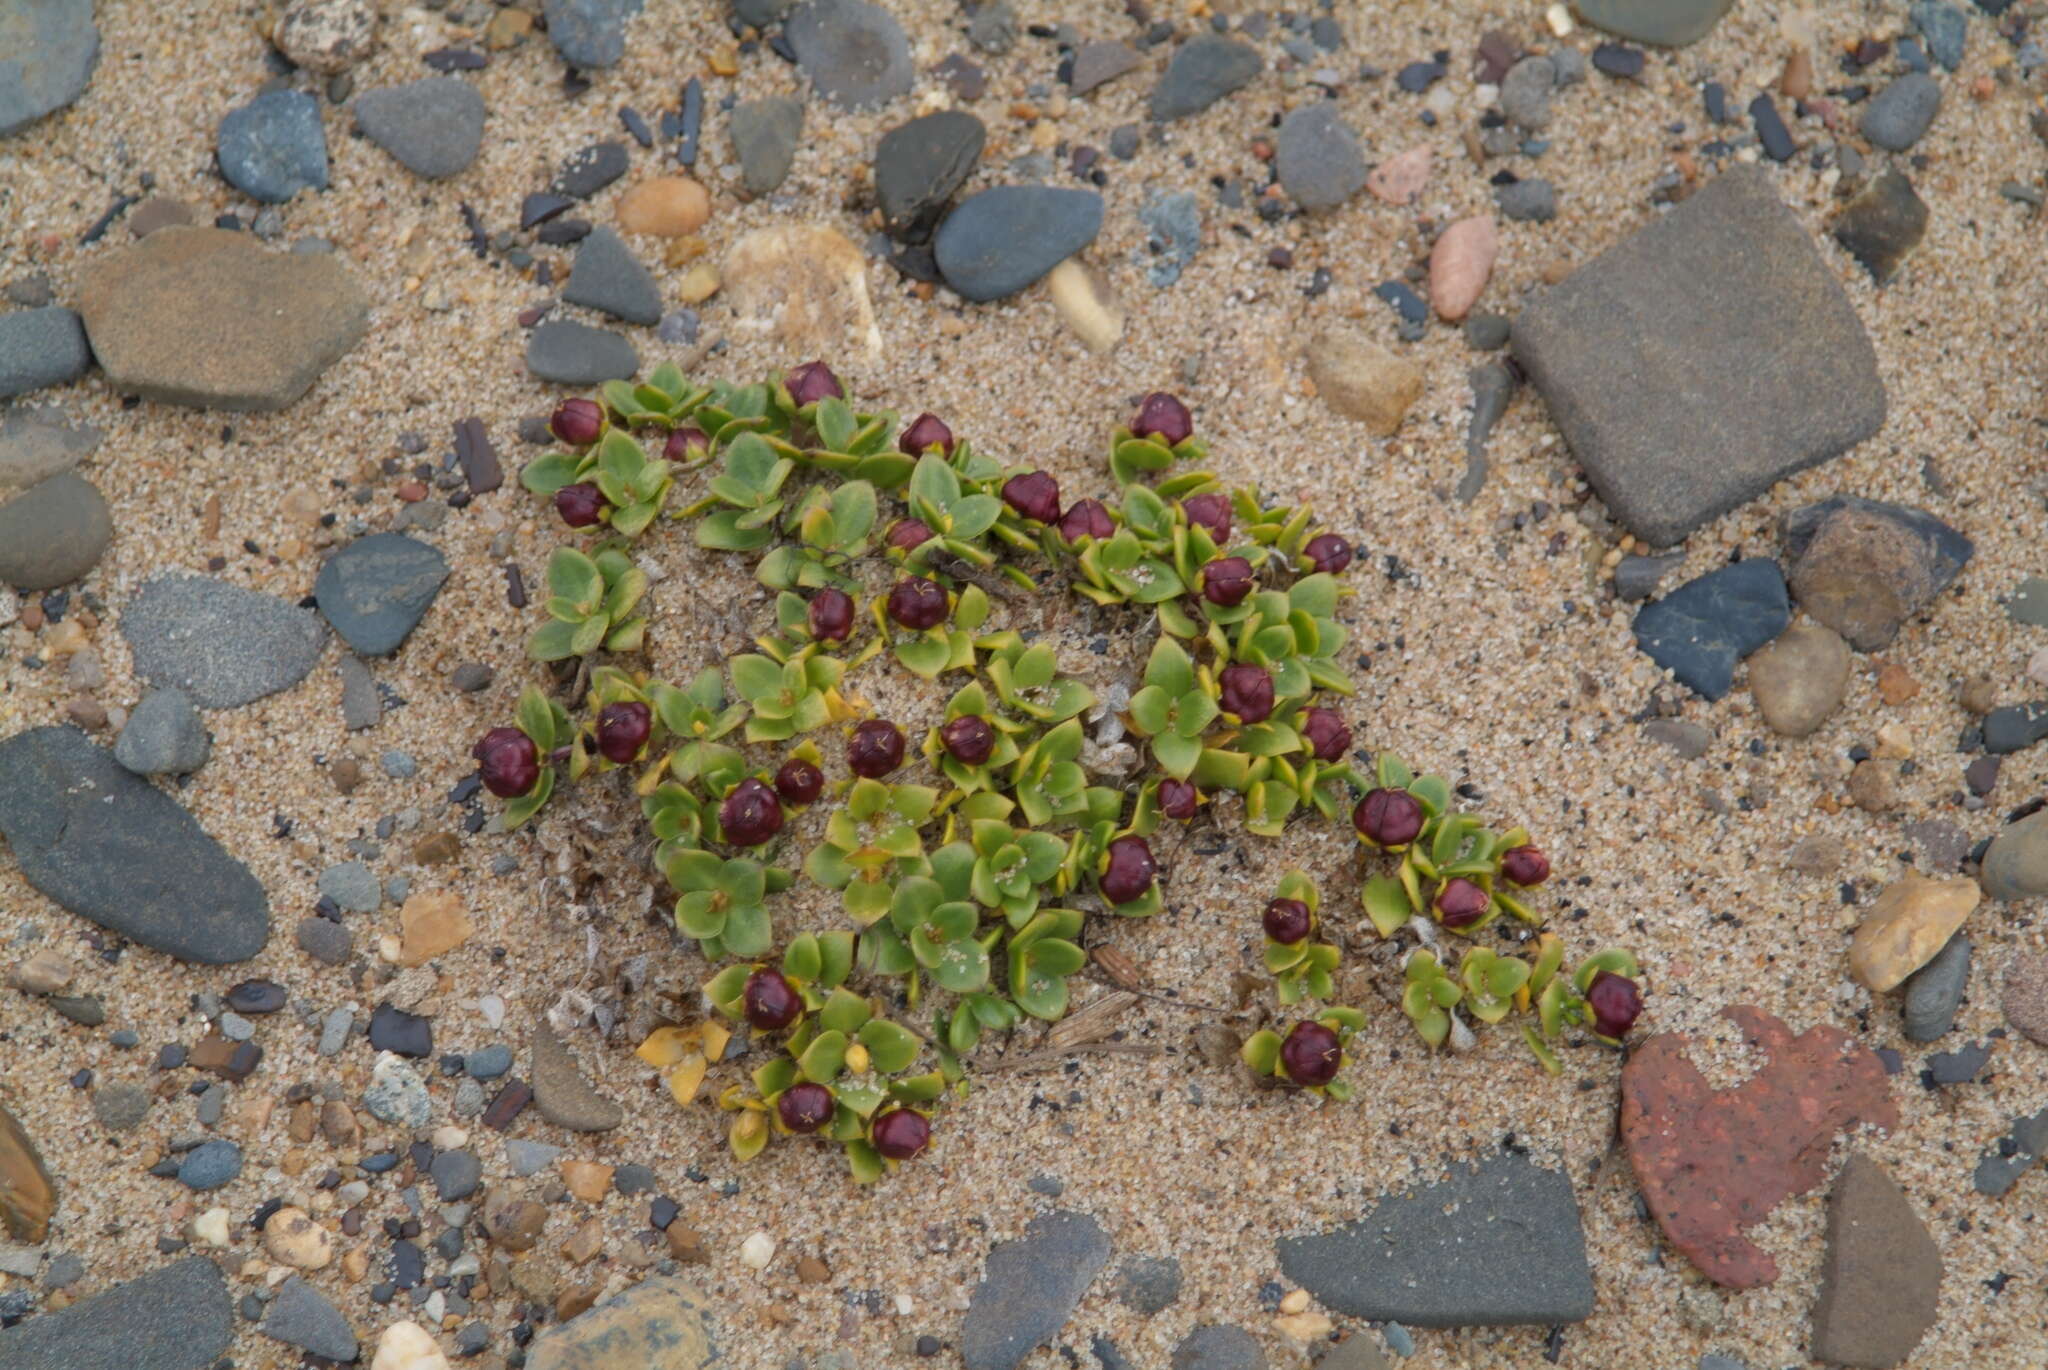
[[289, 1100, 317, 1143], [707, 45, 738, 76], [676, 261, 721, 304], [413, 831, 460, 866], [263, 1206, 335, 1270], [6, 949, 73, 995], [332, 757, 364, 794], [321, 1099, 360, 1148], [556, 1282, 601, 1322], [2027, 647, 2048, 689], [1958, 674, 1999, 715], [667, 1223, 708, 1263], [1275, 1311, 1332, 1342], [1875, 662, 1920, 704], [1278, 1288, 1309, 1314], [1046, 259, 1123, 354], [797, 1255, 831, 1284], [340, 1241, 369, 1282], [662, 235, 709, 268], [283, 486, 324, 524], [18, 603, 44, 632], [1846, 759, 1898, 814], [562, 1218, 606, 1265], [1303, 325, 1422, 436], [371, 1319, 450, 1370], [1849, 870, 1980, 991], [616, 177, 711, 237], [560, 1158, 614, 1203], [396, 890, 472, 966], [1365, 145, 1431, 205], [483, 7, 533, 49], [280, 1148, 309, 1177], [484, 1196, 547, 1252], [189, 1207, 231, 1248], [44, 619, 87, 656], [43, 1290, 71, 1311], [1873, 723, 1913, 759], [1429, 216, 1497, 321], [1780, 48, 1813, 99]]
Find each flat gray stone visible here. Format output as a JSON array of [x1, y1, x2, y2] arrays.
[[1276, 1152, 1595, 1327], [1511, 166, 1885, 547], [338, 654, 380, 730], [1811, 1154, 1940, 1369], [1861, 72, 1941, 151], [1274, 103, 1367, 212], [563, 226, 662, 325], [0, 726, 269, 963], [1902, 934, 1969, 1043], [552, 140, 629, 199], [1973, 1106, 2048, 1196], [1500, 55, 1556, 129], [1980, 701, 2048, 755], [962, 1211, 1111, 1370], [731, 95, 803, 196], [354, 77, 486, 179], [526, 318, 637, 384], [0, 306, 90, 400], [91, 1082, 152, 1132], [2008, 576, 2048, 628], [1983, 809, 2048, 901], [875, 109, 985, 239], [934, 185, 1103, 302], [318, 860, 381, 913], [217, 89, 328, 203], [1572, 0, 1735, 46], [0, 1256, 230, 1370], [1069, 41, 1140, 96], [542, 0, 644, 68], [1632, 559, 1791, 701], [296, 916, 352, 966], [429, 1149, 481, 1201], [1150, 35, 1260, 121], [1496, 177, 1557, 221], [1171, 1326, 1266, 1370], [0, 407, 99, 496], [313, 532, 448, 656], [114, 688, 211, 776], [122, 574, 325, 708], [787, 0, 912, 109], [0, 0, 101, 137], [261, 1276, 357, 1363], [0, 472, 110, 591], [176, 1139, 241, 1189]]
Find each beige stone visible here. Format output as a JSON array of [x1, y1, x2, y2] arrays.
[[263, 1205, 335, 1269], [1746, 623, 1850, 737], [0, 1100, 54, 1244], [616, 178, 712, 238], [1849, 870, 1979, 991], [1429, 216, 1498, 322], [372, 1319, 451, 1370], [1047, 259, 1123, 353], [1304, 326, 1423, 436], [6, 949, 72, 994], [396, 891, 472, 967], [560, 1159, 614, 1203], [274, 0, 378, 74], [723, 225, 881, 362]]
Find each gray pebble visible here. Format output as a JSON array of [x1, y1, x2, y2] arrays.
[[92, 1082, 153, 1131], [296, 917, 352, 966], [465, 1044, 513, 1079], [452, 1078, 485, 1118], [1500, 56, 1555, 130], [1902, 934, 1969, 1042], [177, 1139, 243, 1190], [1464, 313, 1511, 351], [354, 76, 487, 179], [450, 662, 493, 692], [526, 319, 639, 385], [656, 309, 699, 345], [430, 1149, 482, 1201], [317, 1007, 354, 1056], [0, 307, 93, 401], [1273, 103, 1367, 212], [217, 89, 329, 203], [1860, 72, 1941, 152], [1496, 178, 1557, 222], [318, 860, 381, 913], [195, 1084, 225, 1127], [114, 688, 212, 776], [563, 226, 662, 326], [505, 1139, 564, 1177], [218, 1011, 255, 1042], [381, 750, 416, 779], [42, 1252, 84, 1289], [731, 95, 804, 196]]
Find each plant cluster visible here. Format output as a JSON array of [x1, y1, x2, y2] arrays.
[[477, 362, 1645, 1179]]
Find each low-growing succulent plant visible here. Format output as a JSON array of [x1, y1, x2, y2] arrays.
[[528, 545, 650, 662], [521, 417, 679, 538], [1241, 1006, 1365, 1098], [1260, 872, 1341, 1006]]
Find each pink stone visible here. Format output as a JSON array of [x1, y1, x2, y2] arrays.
[[1428, 216, 1498, 322], [1365, 146, 1432, 206]]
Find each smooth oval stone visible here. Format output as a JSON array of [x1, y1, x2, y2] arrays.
[[0, 306, 92, 400], [786, 0, 913, 109], [1274, 103, 1367, 212], [730, 95, 804, 197], [935, 186, 1103, 302], [526, 319, 638, 383], [0, 0, 101, 137], [0, 472, 111, 591], [354, 76, 486, 179], [1149, 35, 1260, 121], [313, 531, 449, 656], [1902, 934, 1969, 1043], [1572, 0, 1735, 46]]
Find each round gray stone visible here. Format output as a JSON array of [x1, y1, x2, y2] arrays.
[[1171, 1326, 1267, 1370], [313, 531, 449, 656], [122, 574, 326, 708], [526, 319, 638, 384], [0, 472, 111, 591], [217, 89, 329, 203], [317, 860, 381, 913], [1860, 72, 1941, 152], [787, 0, 912, 109], [934, 185, 1104, 302], [0, 0, 101, 137], [177, 1139, 243, 1190], [0, 307, 92, 401], [354, 76, 486, 179], [1274, 103, 1367, 212], [114, 687, 212, 776], [1500, 55, 1556, 129], [429, 1149, 482, 1201]]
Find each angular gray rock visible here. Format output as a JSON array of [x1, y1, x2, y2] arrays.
[[1496, 177, 1557, 221], [1983, 701, 2048, 755], [934, 186, 1103, 302], [313, 532, 449, 656], [1150, 35, 1260, 121], [731, 95, 803, 196], [876, 109, 985, 239], [354, 77, 486, 179], [1782, 496, 1971, 651], [0, 727, 269, 963], [1632, 559, 1791, 701], [787, 0, 912, 109], [1069, 41, 1140, 96], [122, 574, 326, 708], [1902, 934, 1969, 1043], [543, 0, 644, 68], [1860, 73, 1941, 152], [261, 1276, 358, 1363], [1811, 1154, 1940, 1368], [318, 860, 381, 913], [552, 140, 629, 199], [0, 471, 111, 591], [338, 653, 380, 730], [1973, 1106, 2048, 1196], [0, 1256, 231, 1370], [0, 0, 101, 137], [1982, 809, 2048, 901], [114, 688, 212, 776], [1171, 1326, 1266, 1370], [1274, 103, 1367, 212], [217, 89, 329, 203], [0, 306, 92, 400], [563, 226, 662, 325], [1276, 1152, 1595, 1327], [531, 1024, 623, 1131], [0, 407, 99, 495], [1511, 166, 1885, 547], [526, 319, 638, 384], [1113, 1255, 1181, 1315], [961, 1211, 1111, 1370]]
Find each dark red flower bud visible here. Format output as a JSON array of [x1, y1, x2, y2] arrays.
[[897, 412, 955, 454], [939, 715, 996, 766], [785, 360, 842, 406], [1299, 707, 1351, 763], [847, 720, 905, 779], [719, 777, 784, 846], [553, 482, 607, 528], [1001, 470, 1061, 524], [1263, 898, 1312, 945], [595, 701, 652, 764], [1180, 493, 1232, 543], [776, 1081, 835, 1133], [663, 426, 710, 462], [1279, 1020, 1342, 1087], [1058, 498, 1114, 544], [871, 1108, 930, 1161], [887, 518, 934, 553], [1099, 835, 1157, 905], [1500, 845, 1551, 887], [1131, 391, 1193, 446], [1157, 778, 1199, 821], [742, 968, 801, 1030], [1353, 788, 1425, 847], [887, 576, 949, 631], [774, 758, 824, 807], [472, 727, 540, 799], [1200, 555, 1254, 607], [1433, 877, 1490, 929], [1586, 971, 1644, 1039], [807, 587, 855, 643], [549, 397, 605, 446], [1304, 533, 1353, 575], [1218, 663, 1274, 724]]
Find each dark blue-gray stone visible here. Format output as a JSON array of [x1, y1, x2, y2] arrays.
[[429, 1149, 482, 1201], [176, 1139, 243, 1190], [0, 727, 269, 963], [1860, 73, 1941, 151], [563, 226, 661, 325], [0, 307, 92, 400], [542, 0, 644, 68], [1973, 1106, 2048, 1196], [0, 472, 110, 591], [1114, 1256, 1182, 1315], [123, 575, 325, 708], [0, 0, 101, 137], [465, 1044, 513, 1079], [314, 532, 449, 656], [935, 186, 1103, 302], [1902, 934, 1969, 1043], [261, 1276, 357, 1362], [354, 77, 486, 179], [1910, 0, 1967, 69], [217, 90, 328, 203], [1170, 1325, 1266, 1370], [876, 109, 985, 238], [0, 1257, 231, 1370], [1150, 35, 1260, 120], [114, 687, 211, 776], [787, 0, 912, 109], [1276, 1152, 1595, 1327], [961, 1211, 1110, 1370], [1984, 701, 2048, 755], [1633, 559, 1789, 700], [730, 95, 803, 196], [553, 141, 629, 199], [1274, 103, 1366, 212], [526, 319, 638, 383]]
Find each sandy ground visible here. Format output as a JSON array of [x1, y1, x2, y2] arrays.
[[3, 0, 2047, 1367]]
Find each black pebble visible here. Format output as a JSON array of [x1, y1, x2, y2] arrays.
[[225, 979, 287, 1015], [1591, 43, 1645, 78], [1749, 94, 1795, 161]]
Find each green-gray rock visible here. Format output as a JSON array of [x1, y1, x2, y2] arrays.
[[1572, 0, 1735, 46], [0, 472, 111, 591], [731, 95, 803, 196]]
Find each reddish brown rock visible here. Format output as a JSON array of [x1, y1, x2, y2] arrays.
[[1620, 1005, 1897, 1289], [0, 1099, 56, 1243]]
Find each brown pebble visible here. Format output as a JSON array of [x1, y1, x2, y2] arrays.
[[615, 177, 711, 237], [482, 1079, 532, 1131], [1958, 675, 1999, 715], [666, 1222, 708, 1263], [1875, 663, 1919, 705], [797, 1255, 831, 1284], [18, 603, 44, 632], [560, 1159, 614, 1203], [1847, 759, 1899, 813], [1780, 48, 1813, 99], [65, 697, 107, 731], [485, 1195, 547, 1252], [396, 480, 428, 502], [289, 1100, 317, 1143], [556, 1282, 601, 1321], [562, 1216, 605, 1265], [320, 1100, 359, 1148], [413, 832, 460, 865], [332, 757, 364, 794]]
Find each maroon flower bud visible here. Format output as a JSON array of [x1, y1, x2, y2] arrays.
[[1180, 493, 1232, 543], [719, 777, 784, 847], [1218, 664, 1274, 725], [1098, 835, 1157, 905], [887, 576, 949, 631], [663, 426, 710, 462], [1157, 778, 1199, 821], [1279, 1020, 1342, 1087], [1001, 470, 1061, 524], [807, 587, 855, 643], [785, 360, 842, 406], [847, 720, 905, 779], [1353, 788, 1425, 847], [1304, 533, 1353, 575], [1131, 391, 1193, 446], [549, 397, 605, 446], [1433, 877, 1490, 929], [774, 758, 824, 806], [1500, 844, 1551, 888], [553, 482, 607, 528], [887, 518, 934, 553], [776, 1081, 835, 1133], [472, 727, 540, 799], [595, 701, 652, 764], [1300, 707, 1351, 763], [1058, 498, 1115, 544], [939, 715, 996, 766], [1200, 555, 1254, 607], [871, 1108, 930, 1161], [1586, 971, 1644, 1039], [897, 412, 955, 454], [1263, 898, 1312, 945], [742, 968, 801, 1030]]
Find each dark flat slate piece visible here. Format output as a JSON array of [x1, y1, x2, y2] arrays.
[[0, 1257, 232, 1370]]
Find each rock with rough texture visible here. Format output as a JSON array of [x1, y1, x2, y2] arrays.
[[1113, 1255, 1181, 1315], [0, 1256, 231, 1370], [1745, 623, 1850, 736], [364, 1052, 430, 1127], [1150, 35, 1260, 120], [1277, 1151, 1594, 1326], [312, 534, 447, 657], [176, 1139, 242, 1190], [1275, 104, 1367, 212], [354, 78, 485, 179], [961, 1211, 1111, 1370], [275, 0, 377, 73], [114, 687, 212, 776], [1428, 216, 1496, 321], [0, 1099, 55, 1242], [1782, 496, 1970, 651], [1512, 167, 1885, 547], [1070, 41, 1140, 96], [1811, 1154, 1940, 1368], [1500, 55, 1556, 128], [531, 1025, 623, 1131], [0, 306, 92, 400], [563, 226, 662, 325], [724, 224, 881, 360], [0, 726, 270, 963], [935, 186, 1103, 302], [262, 1276, 357, 1362], [1305, 326, 1422, 435], [526, 319, 638, 384], [525, 1275, 719, 1370], [731, 95, 804, 196], [79, 227, 369, 410], [787, 0, 912, 108], [1974, 1106, 2048, 1197], [0, 472, 111, 591], [1910, 0, 1966, 70], [0, 0, 101, 137], [1901, 934, 1969, 1043], [1860, 73, 1940, 152], [876, 110, 985, 240], [1572, 0, 1734, 46], [1171, 1326, 1267, 1370], [123, 573, 326, 707], [1633, 559, 1790, 700], [1366, 145, 1431, 206], [542, 0, 644, 68], [0, 407, 99, 495], [1832, 170, 1929, 286], [217, 89, 328, 203], [91, 1082, 152, 1132], [2004, 948, 2048, 1044], [1495, 178, 1557, 222], [1621, 1006, 1898, 1289], [1981, 809, 2048, 902], [1848, 870, 1978, 992]]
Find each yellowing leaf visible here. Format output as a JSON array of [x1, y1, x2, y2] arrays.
[[701, 1021, 731, 1063], [666, 1054, 709, 1105], [636, 1026, 697, 1068]]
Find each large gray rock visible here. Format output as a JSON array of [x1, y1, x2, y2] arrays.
[[354, 77, 485, 179], [217, 88, 328, 203], [1511, 166, 1885, 547], [1276, 1152, 1595, 1327], [961, 1211, 1111, 1370], [935, 186, 1103, 302], [542, 0, 644, 68], [122, 573, 326, 708], [0, 471, 111, 591], [1571, 0, 1735, 45], [114, 687, 212, 776], [0, 0, 101, 137], [787, 0, 912, 109], [0, 306, 92, 400], [1811, 1154, 1941, 1368], [526, 319, 638, 384], [1150, 35, 1260, 121], [313, 532, 449, 656], [563, 226, 662, 325], [260, 1276, 357, 1362], [0, 726, 270, 963], [0, 406, 99, 495], [0, 1256, 231, 1370]]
